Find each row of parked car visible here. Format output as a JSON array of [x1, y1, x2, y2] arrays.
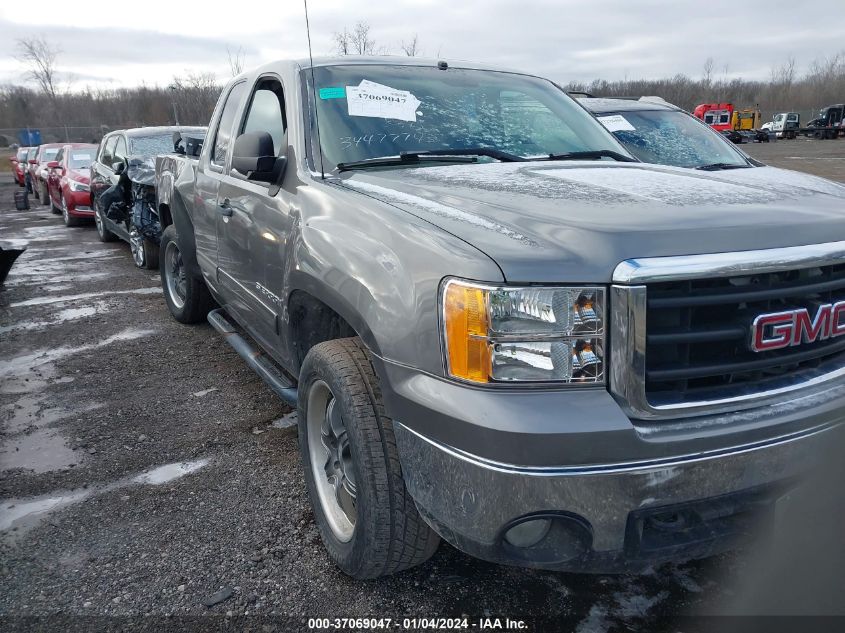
[[11, 126, 206, 265], [12, 142, 98, 225]]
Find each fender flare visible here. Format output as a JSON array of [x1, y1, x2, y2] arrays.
[[164, 189, 201, 278], [286, 268, 383, 361]]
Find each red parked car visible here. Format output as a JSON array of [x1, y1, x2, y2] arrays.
[[11, 147, 29, 187], [46, 144, 97, 227], [29, 143, 64, 203]]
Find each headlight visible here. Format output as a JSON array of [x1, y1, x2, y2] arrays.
[[68, 179, 89, 192], [441, 279, 605, 384]]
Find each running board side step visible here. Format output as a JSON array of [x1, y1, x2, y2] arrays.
[[207, 308, 298, 407]]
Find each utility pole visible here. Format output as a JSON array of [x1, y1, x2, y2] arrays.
[[168, 84, 180, 125]]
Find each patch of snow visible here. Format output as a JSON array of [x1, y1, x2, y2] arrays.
[[344, 178, 538, 246]]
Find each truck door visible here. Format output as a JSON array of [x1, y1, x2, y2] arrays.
[[193, 80, 247, 284], [216, 75, 293, 356]]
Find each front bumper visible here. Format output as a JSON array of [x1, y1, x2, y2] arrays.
[[380, 360, 845, 572], [66, 189, 93, 216], [395, 421, 836, 572]]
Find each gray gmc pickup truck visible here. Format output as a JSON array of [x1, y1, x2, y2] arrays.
[[156, 56, 845, 579]]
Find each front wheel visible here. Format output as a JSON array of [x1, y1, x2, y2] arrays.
[[94, 207, 117, 242], [50, 190, 61, 215], [298, 338, 440, 579], [39, 182, 50, 205], [62, 197, 82, 227], [159, 225, 214, 324], [130, 229, 159, 270]]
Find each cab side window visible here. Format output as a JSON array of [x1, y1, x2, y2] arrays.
[[241, 79, 287, 158], [54, 148, 64, 165], [212, 81, 247, 168]]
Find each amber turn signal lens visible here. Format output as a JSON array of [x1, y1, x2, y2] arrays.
[[443, 281, 491, 383]]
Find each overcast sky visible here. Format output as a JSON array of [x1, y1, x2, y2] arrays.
[[1, 0, 844, 90]]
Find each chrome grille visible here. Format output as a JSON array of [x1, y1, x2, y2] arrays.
[[610, 242, 845, 420]]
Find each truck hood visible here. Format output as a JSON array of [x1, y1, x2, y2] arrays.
[[338, 162, 845, 283]]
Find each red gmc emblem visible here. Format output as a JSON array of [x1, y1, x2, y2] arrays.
[[750, 301, 845, 352]]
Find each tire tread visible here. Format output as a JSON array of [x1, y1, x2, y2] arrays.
[[300, 338, 439, 578]]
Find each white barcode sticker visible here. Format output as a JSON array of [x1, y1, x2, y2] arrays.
[[346, 80, 421, 122], [597, 114, 636, 132]]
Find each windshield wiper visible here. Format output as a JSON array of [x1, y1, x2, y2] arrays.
[[336, 147, 527, 172], [694, 162, 751, 171], [545, 150, 637, 163], [336, 154, 477, 171], [400, 148, 527, 163]]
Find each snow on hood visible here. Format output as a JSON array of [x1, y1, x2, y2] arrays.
[[338, 161, 845, 283]]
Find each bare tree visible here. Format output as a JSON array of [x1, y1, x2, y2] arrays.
[[227, 46, 246, 76], [352, 22, 376, 55], [400, 34, 420, 57], [770, 56, 796, 87], [16, 37, 61, 99], [702, 57, 714, 87], [333, 22, 377, 55], [333, 29, 350, 55]]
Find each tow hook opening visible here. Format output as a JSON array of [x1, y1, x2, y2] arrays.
[[500, 513, 592, 565]]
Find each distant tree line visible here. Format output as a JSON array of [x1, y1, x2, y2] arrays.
[[0, 74, 220, 143], [2, 31, 843, 145], [564, 53, 845, 121]]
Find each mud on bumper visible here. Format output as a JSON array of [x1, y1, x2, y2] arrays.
[[394, 422, 836, 573]]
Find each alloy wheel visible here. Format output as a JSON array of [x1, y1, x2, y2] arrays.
[[95, 208, 105, 238], [307, 380, 357, 542], [129, 230, 145, 267], [164, 240, 186, 309]]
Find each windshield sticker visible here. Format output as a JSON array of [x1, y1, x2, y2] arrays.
[[319, 86, 346, 100], [346, 80, 421, 122], [597, 114, 636, 132], [71, 153, 91, 161]]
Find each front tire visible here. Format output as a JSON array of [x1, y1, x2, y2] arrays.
[[50, 191, 61, 215], [39, 182, 49, 205], [298, 338, 440, 579], [159, 225, 214, 324], [94, 206, 117, 242], [62, 198, 82, 227], [130, 230, 159, 270]]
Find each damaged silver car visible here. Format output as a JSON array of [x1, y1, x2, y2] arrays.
[[91, 126, 206, 268]]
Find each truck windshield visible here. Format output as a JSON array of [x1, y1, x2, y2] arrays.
[[309, 64, 628, 170], [600, 110, 749, 169]]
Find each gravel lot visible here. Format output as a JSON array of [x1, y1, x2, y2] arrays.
[[1, 139, 843, 632]]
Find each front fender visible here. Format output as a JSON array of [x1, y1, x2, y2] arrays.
[[285, 182, 502, 377]]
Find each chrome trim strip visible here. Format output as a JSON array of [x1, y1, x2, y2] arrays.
[[395, 421, 836, 476], [613, 240, 845, 284]]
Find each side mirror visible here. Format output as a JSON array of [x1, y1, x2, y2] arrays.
[[47, 161, 59, 169], [113, 161, 126, 175], [231, 131, 286, 184], [29, 159, 38, 164]]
